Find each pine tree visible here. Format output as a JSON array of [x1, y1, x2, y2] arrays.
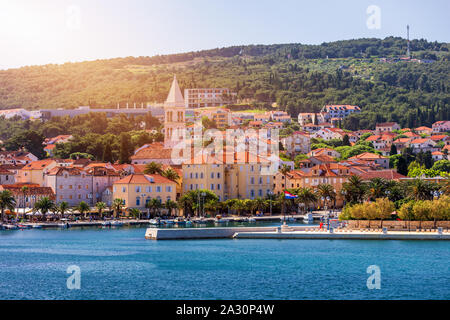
[[102, 143, 113, 163], [397, 156, 408, 176], [119, 133, 132, 164], [390, 144, 397, 156]]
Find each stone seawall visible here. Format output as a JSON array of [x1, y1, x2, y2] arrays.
[[145, 227, 278, 240], [346, 220, 450, 230]]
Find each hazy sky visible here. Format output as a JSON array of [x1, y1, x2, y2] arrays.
[[0, 0, 448, 69]]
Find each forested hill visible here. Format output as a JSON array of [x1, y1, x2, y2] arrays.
[[0, 37, 449, 130]]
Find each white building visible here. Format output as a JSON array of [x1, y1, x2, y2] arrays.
[[184, 88, 236, 109]]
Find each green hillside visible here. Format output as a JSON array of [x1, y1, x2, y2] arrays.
[[0, 37, 449, 130]]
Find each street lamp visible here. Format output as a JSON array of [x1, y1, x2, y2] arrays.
[[201, 192, 206, 217], [268, 191, 273, 216]]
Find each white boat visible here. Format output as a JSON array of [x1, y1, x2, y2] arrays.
[[101, 221, 111, 227], [4, 224, 19, 230], [148, 219, 161, 225], [193, 218, 207, 225], [162, 219, 175, 225], [58, 222, 71, 228], [303, 213, 314, 223], [110, 220, 123, 226], [32, 224, 43, 229], [185, 220, 193, 227], [280, 217, 295, 222], [248, 218, 256, 223]]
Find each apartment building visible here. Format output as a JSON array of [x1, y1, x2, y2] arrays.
[[281, 131, 311, 156], [184, 88, 236, 108], [0, 184, 55, 209], [45, 167, 94, 206], [16, 159, 58, 186], [112, 173, 177, 209], [182, 152, 274, 201], [432, 121, 450, 134], [321, 105, 361, 121], [375, 122, 401, 134]]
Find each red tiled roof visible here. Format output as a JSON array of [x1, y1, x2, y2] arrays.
[[114, 173, 173, 185], [359, 170, 406, 180]]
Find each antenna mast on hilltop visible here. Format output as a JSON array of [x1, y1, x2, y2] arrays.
[[406, 25, 411, 58]]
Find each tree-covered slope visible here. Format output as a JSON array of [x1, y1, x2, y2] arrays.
[[0, 37, 448, 129]]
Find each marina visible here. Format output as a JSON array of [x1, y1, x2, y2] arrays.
[[0, 226, 448, 300]]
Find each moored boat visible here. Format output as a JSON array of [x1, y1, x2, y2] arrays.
[[4, 224, 19, 230], [303, 213, 314, 223], [110, 220, 123, 227], [149, 218, 162, 225]]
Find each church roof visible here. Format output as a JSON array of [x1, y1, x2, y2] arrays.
[[165, 75, 185, 107]]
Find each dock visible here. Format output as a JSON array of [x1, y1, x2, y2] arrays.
[[145, 226, 450, 241]]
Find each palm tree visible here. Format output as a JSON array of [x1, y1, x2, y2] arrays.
[[232, 199, 245, 216], [407, 179, 434, 201], [129, 208, 141, 219], [76, 201, 90, 219], [165, 200, 178, 217], [57, 201, 69, 221], [0, 190, 16, 222], [367, 178, 387, 201], [95, 202, 107, 219], [342, 175, 366, 204], [112, 198, 124, 218], [147, 198, 162, 217], [295, 188, 318, 213], [144, 162, 163, 175], [316, 184, 336, 209], [34, 197, 54, 222], [254, 197, 266, 215], [162, 168, 180, 184]]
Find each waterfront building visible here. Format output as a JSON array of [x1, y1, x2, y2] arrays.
[[112, 173, 177, 209], [182, 151, 274, 201], [0, 183, 55, 209], [45, 167, 94, 206]]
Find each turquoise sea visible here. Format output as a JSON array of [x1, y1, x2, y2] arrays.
[[0, 224, 449, 300]]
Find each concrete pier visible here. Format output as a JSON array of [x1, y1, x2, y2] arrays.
[[145, 226, 450, 241], [145, 227, 278, 240]]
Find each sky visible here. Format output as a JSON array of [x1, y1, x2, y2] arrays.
[[0, 0, 449, 70]]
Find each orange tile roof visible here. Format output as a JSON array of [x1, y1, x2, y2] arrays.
[[349, 152, 387, 160], [358, 170, 406, 180], [114, 173, 173, 185], [22, 160, 55, 170]]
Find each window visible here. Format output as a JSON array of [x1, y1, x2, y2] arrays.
[[211, 184, 214, 190], [113, 186, 116, 192], [250, 177, 255, 184], [136, 186, 141, 193], [259, 177, 263, 184], [211, 172, 214, 179], [166, 186, 172, 192], [258, 189, 263, 197], [122, 187, 126, 192], [250, 190, 255, 198], [156, 186, 161, 192], [136, 197, 140, 206], [217, 184, 221, 190], [200, 172, 204, 179]]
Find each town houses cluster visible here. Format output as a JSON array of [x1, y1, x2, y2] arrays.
[[0, 76, 449, 215]]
